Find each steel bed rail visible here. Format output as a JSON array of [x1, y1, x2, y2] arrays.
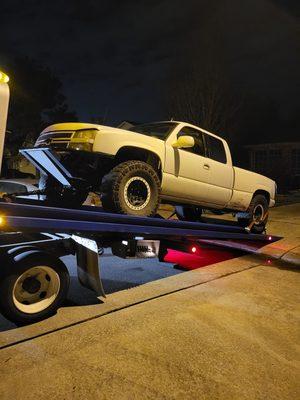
[[0, 202, 248, 233], [0, 202, 280, 243]]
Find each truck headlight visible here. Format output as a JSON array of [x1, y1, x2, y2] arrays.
[[73, 129, 97, 140], [68, 129, 97, 151]]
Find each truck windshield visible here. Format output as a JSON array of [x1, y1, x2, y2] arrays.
[[128, 122, 177, 140]]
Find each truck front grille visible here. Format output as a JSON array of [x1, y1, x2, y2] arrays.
[[35, 131, 73, 149]]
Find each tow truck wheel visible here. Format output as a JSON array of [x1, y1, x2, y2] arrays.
[[175, 206, 202, 222], [101, 160, 160, 217], [0, 251, 70, 325], [237, 194, 269, 233]]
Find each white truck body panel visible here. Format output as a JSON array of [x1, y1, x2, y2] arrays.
[[93, 127, 165, 163], [39, 121, 276, 212], [230, 167, 276, 208]]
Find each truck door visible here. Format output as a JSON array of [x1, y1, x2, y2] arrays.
[[203, 133, 233, 206], [163, 126, 212, 203]]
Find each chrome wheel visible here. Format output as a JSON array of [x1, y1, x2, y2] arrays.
[[13, 266, 60, 314]]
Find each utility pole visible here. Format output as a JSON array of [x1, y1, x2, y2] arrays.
[[0, 71, 10, 176]]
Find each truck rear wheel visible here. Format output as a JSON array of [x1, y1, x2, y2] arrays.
[[175, 206, 202, 222], [237, 194, 269, 233], [0, 251, 70, 325], [101, 160, 160, 216]]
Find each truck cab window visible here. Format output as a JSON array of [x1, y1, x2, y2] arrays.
[[177, 127, 205, 157], [205, 134, 227, 163]]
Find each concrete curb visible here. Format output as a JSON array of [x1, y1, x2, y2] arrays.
[[276, 245, 300, 265], [200, 237, 300, 267], [257, 238, 300, 266]]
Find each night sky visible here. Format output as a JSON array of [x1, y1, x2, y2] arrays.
[[1, 0, 299, 128]]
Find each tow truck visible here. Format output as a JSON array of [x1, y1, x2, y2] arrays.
[[0, 71, 278, 325]]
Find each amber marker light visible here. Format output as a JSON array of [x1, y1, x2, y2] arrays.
[[0, 71, 9, 84], [0, 215, 5, 226]]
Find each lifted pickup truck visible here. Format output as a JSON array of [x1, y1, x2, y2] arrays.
[[34, 121, 276, 233]]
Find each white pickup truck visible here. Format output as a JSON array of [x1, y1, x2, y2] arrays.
[[35, 121, 276, 232]]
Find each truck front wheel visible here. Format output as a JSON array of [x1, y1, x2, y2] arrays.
[[237, 194, 269, 233], [101, 160, 160, 216]]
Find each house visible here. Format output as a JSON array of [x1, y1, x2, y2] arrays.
[[245, 142, 300, 191]]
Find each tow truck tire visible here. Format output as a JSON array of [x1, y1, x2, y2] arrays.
[[0, 251, 70, 325], [237, 194, 269, 234], [175, 206, 202, 222], [101, 160, 160, 217]]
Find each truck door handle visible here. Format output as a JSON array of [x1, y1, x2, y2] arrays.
[[203, 164, 210, 170]]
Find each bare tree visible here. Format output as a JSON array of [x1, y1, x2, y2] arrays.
[[166, 61, 240, 140], [164, 26, 241, 141]]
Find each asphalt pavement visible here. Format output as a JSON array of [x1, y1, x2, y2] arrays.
[[0, 251, 183, 331]]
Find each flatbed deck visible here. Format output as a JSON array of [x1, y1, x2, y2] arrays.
[[0, 201, 278, 242]]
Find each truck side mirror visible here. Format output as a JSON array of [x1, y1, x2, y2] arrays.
[[172, 135, 195, 149]]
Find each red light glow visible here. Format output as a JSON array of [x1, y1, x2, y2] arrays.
[[164, 247, 244, 270]]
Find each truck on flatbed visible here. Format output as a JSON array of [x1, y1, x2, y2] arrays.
[[35, 121, 276, 233], [0, 70, 278, 326]]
